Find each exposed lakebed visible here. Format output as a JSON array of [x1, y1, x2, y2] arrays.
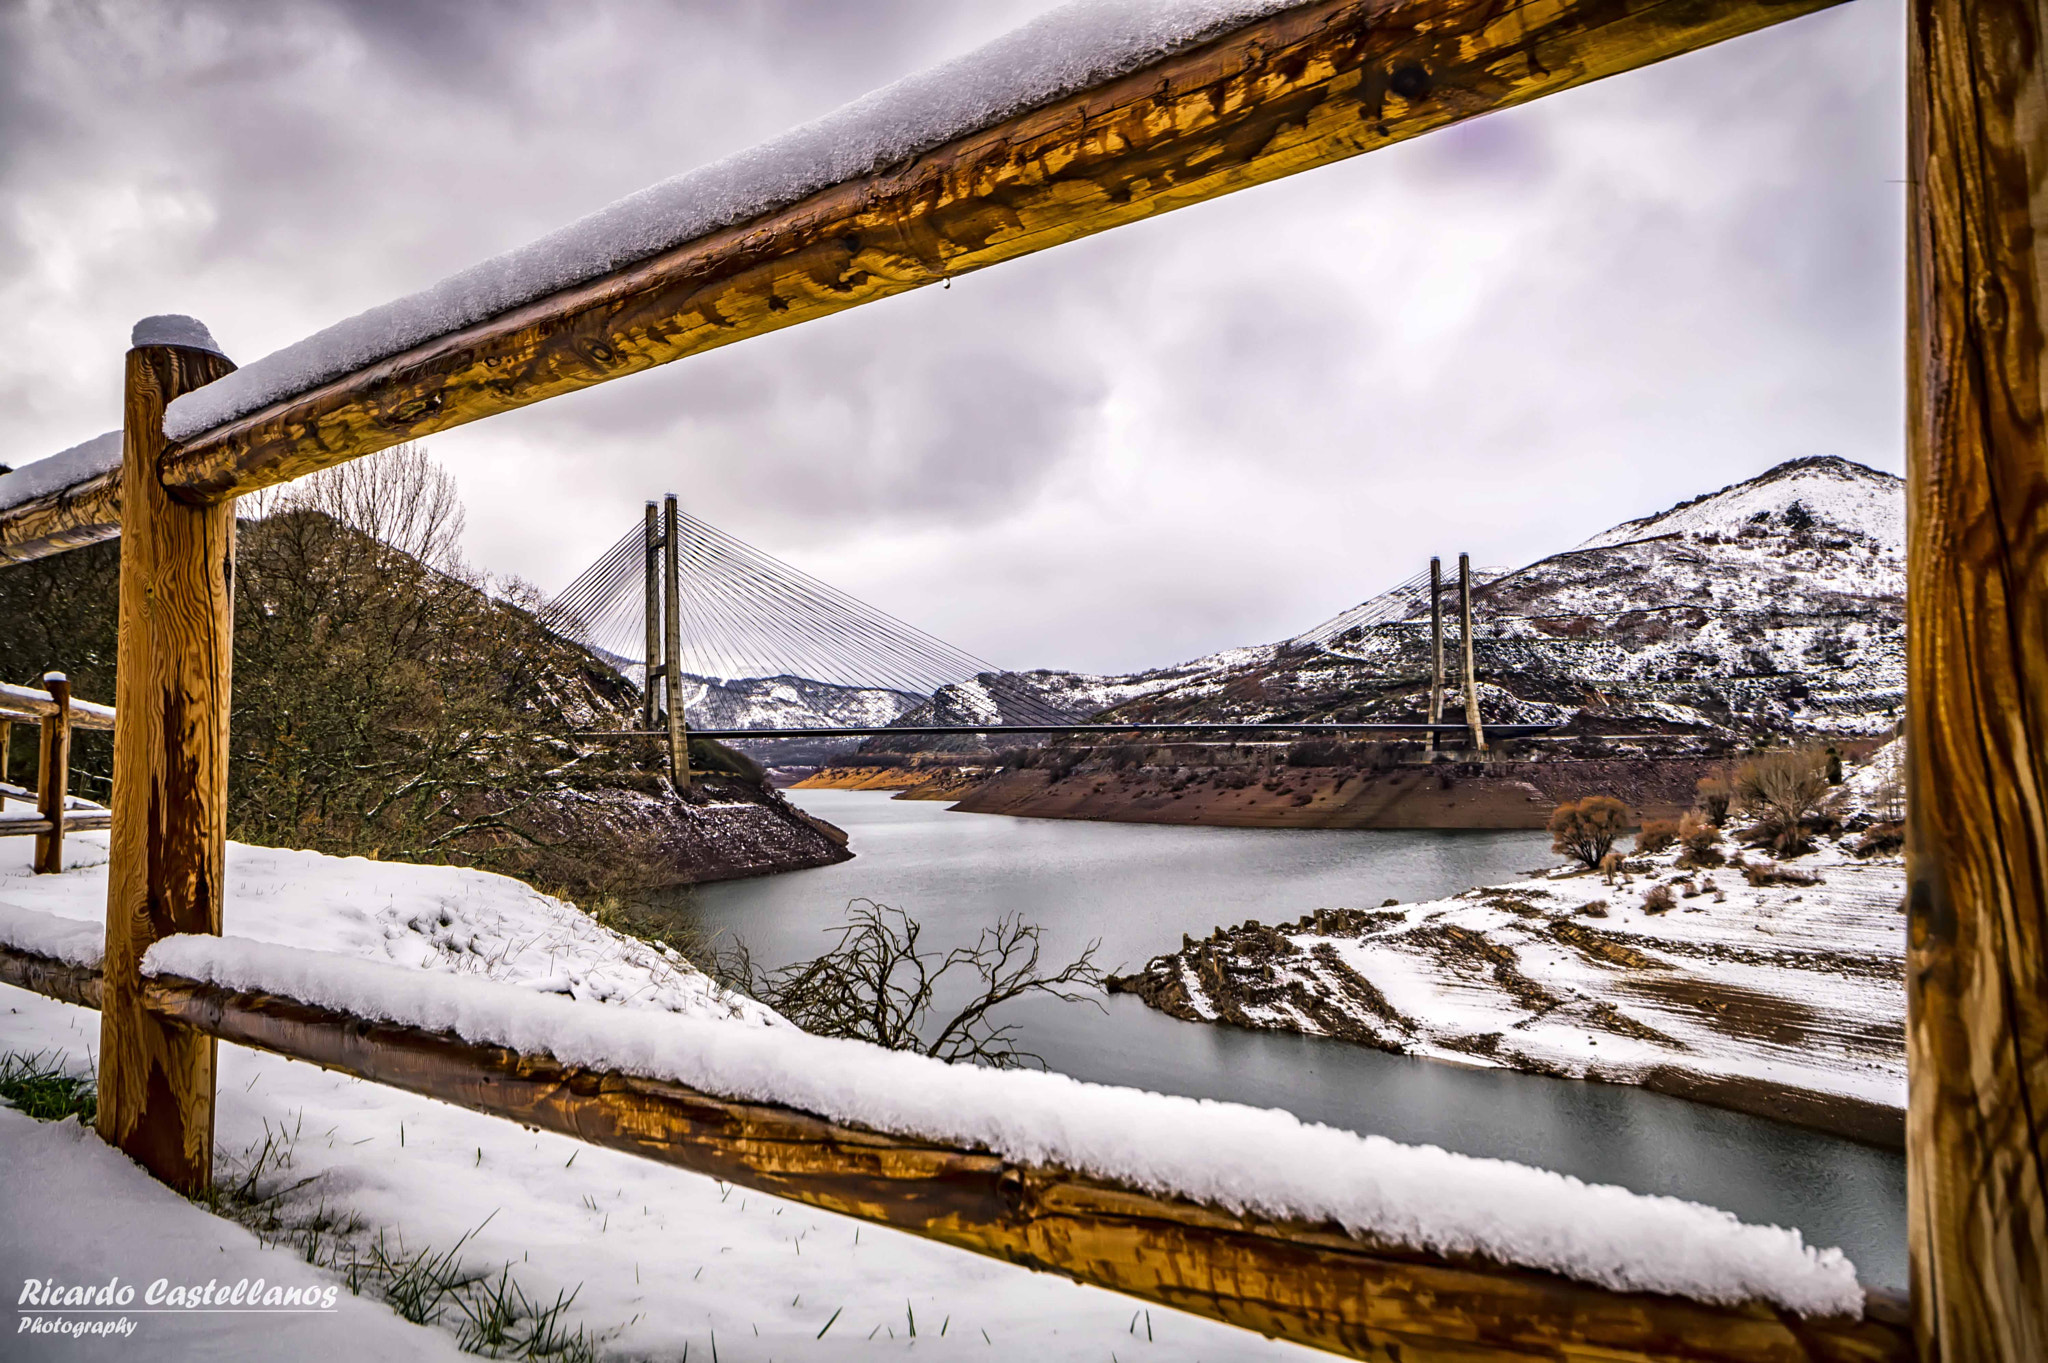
[[683, 788, 1907, 1291]]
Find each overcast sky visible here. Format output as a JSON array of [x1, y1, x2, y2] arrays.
[[2, 0, 1903, 676]]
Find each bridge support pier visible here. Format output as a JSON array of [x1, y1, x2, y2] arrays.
[[662, 495, 690, 792]]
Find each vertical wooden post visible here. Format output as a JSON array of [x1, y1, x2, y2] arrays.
[[1907, 3, 2048, 1357], [662, 495, 690, 791], [1, 718, 11, 809], [1427, 557, 1445, 754], [1459, 553, 1486, 753], [32, 673, 71, 873], [98, 318, 236, 1194], [643, 501, 661, 734]]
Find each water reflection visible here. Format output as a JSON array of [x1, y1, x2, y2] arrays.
[[685, 788, 1906, 1289]]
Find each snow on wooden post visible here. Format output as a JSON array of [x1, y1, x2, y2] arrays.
[[98, 316, 237, 1194], [1459, 553, 1486, 753], [31, 673, 70, 873], [643, 501, 661, 735], [662, 495, 691, 791], [1907, 3, 2048, 1355], [1428, 557, 1444, 755]]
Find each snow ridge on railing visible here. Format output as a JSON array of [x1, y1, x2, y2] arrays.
[[139, 931, 1864, 1317]]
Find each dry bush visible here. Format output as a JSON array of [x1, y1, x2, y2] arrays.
[[1739, 859, 1824, 888], [1642, 883, 1677, 914], [1675, 810, 1724, 868], [1634, 819, 1679, 854], [724, 900, 1103, 1068], [1578, 899, 1610, 918], [1695, 774, 1732, 826], [1735, 747, 1832, 856], [1550, 796, 1630, 870]]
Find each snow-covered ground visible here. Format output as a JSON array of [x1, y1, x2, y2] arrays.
[[1112, 746, 1908, 1139], [0, 832, 1342, 1360], [2, 824, 1876, 1358]]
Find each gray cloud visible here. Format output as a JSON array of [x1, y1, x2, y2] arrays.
[[1, 0, 1904, 674]]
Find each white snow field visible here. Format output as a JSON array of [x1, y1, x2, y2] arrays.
[[1, 829, 1870, 1360], [0, 1105, 470, 1363]]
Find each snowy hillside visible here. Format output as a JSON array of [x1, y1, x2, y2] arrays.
[[1092, 457, 1906, 741], [678, 672, 923, 730]]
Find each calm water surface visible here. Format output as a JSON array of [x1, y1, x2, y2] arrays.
[[688, 788, 1906, 1290]]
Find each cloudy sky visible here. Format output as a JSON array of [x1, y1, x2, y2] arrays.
[[2, 0, 1903, 677]]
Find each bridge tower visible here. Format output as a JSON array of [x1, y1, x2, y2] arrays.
[[643, 496, 691, 790]]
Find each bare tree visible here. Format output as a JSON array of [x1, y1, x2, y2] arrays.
[[251, 441, 467, 572], [1735, 745, 1832, 856], [726, 900, 1104, 1068]]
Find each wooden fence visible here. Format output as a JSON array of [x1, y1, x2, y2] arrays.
[[0, 0, 2040, 1356], [0, 674, 115, 870]]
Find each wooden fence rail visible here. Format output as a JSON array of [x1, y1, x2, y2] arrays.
[[0, 937, 1913, 1363], [0, 673, 113, 869]]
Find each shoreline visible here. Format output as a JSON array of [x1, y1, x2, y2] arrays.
[[1107, 835, 1907, 1149]]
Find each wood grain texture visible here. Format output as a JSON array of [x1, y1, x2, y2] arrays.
[[97, 965, 1905, 1362], [96, 341, 238, 1194], [1906, 1, 2048, 1358], [139, 0, 1847, 508], [0, 470, 119, 567]]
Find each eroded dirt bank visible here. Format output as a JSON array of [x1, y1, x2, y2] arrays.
[[947, 758, 1730, 830]]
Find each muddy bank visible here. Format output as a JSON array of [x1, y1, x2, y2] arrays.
[[792, 763, 983, 800], [950, 757, 1731, 830]]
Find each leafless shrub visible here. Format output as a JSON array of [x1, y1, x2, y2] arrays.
[[724, 900, 1103, 1068], [1578, 899, 1610, 918], [1634, 819, 1679, 854], [1739, 859, 1824, 888], [1642, 883, 1677, 914], [1695, 774, 1732, 826], [1550, 796, 1630, 871], [1674, 810, 1724, 868], [1735, 747, 1833, 856]]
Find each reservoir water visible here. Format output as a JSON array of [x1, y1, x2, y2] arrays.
[[689, 788, 1907, 1291]]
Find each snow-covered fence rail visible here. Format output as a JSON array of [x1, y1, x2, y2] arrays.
[[0, 925, 1913, 1363], [0, 0, 1844, 561], [0, 673, 112, 872]]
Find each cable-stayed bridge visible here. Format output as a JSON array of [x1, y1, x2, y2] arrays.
[[542, 498, 1555, 783]]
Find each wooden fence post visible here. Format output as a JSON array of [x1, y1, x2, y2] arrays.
[[32, 673, 70, 873], [1459, 553, 1486, 753], [662, 494, 690, 790], [98, 319, 236, 1194], [1907, 2, 2048, 1357], [1427, 557, 1444, 754]]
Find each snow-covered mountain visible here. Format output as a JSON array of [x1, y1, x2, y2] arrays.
[[1087, 456, 1906, 741], [677, 673, 923, 731]]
